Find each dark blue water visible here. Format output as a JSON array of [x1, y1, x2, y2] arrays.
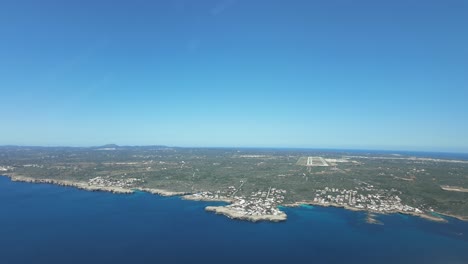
[[1, 176, 467, 264]]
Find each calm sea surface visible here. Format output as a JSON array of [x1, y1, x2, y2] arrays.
[[1, 176, 467, 264]]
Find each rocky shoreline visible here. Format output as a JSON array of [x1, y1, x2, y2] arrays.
[[3, 174, 287, 223], [137, 187, 189, 197], [7, 174, 134, 194], [4, 174, 186, 197], [205, 206, 287, 222], [182, 194, 234, 203], [283, 200, 449, 223], [3, 174, 466, 223]]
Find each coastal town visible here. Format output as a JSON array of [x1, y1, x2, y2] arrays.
[[88, 176, 144, 188], [83, 174, 427, 221], [190, 185, 287, 220], [311, 183, 425, 214], [226, 187, 286, 217]]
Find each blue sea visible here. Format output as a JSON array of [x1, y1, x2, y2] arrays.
[[1, 176, 467, 264]]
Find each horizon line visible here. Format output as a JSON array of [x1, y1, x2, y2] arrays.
[[1, 144, 467, 155]]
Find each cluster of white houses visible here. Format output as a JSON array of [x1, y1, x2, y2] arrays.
[[88, 176, 143, 188], [193, 187, 287, 216], [313, 186, 423, 213]]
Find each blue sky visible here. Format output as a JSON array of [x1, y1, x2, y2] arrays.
[[1, 0, 467, 152]]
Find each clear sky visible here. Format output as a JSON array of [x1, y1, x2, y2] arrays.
[[1, 0, 467, 152]]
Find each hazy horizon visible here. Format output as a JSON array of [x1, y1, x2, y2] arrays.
[[1, 1, 467, 152], [2, 143, 468, 154]]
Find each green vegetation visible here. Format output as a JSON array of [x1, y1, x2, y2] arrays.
[[1, 146, 467, 220]]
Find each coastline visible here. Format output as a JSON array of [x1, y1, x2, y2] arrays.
[[182, 194, 234, 203], [283, 200, 450, 223], [6, 174, 134, 194], [137, 187, 189, 197], [205, 206, 287, 222], [2, 174, 466, 223], [3, 174, 186, 197], [182, 195, 287, 222], [433, 211, 468, 222]]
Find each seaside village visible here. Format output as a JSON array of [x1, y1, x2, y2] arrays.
[[192, 185, 286, 217], [312, 183, 424, 214], [88, 176, 143, 188], [86, 175, 425, 217]]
